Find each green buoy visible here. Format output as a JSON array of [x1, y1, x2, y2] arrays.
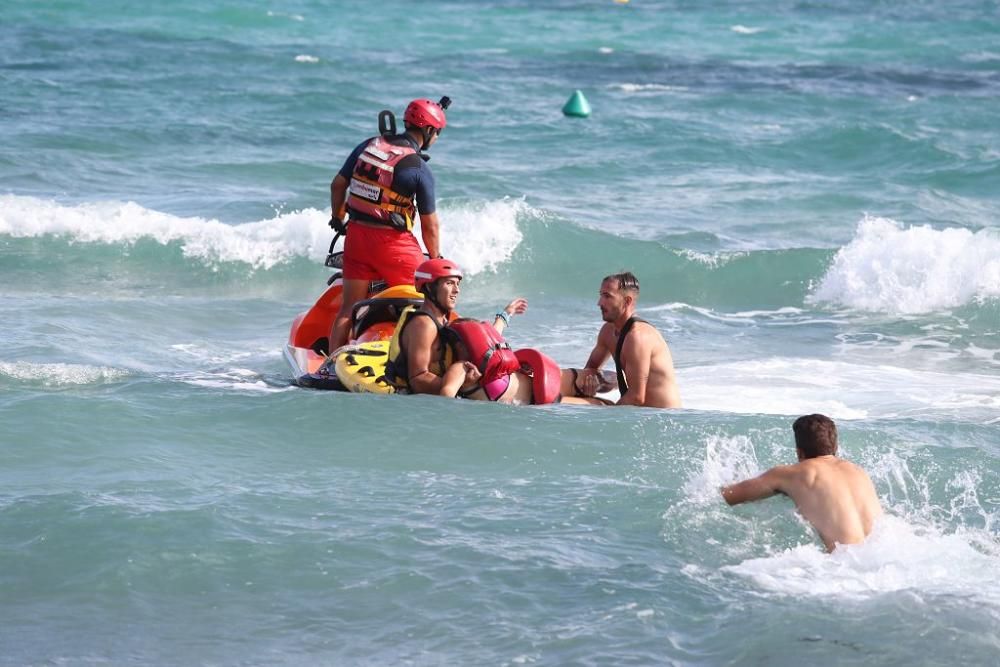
[[562, 90, 592, 118]]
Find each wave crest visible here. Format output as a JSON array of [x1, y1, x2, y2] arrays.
[[438, 197, 525, 275], [809, 216, 1000, 314], [0, 194, 529, 275]]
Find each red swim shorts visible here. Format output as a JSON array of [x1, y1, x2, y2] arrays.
[[342, 224, 424, 286]]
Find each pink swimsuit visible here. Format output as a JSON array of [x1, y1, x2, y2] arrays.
[[481, 373, 511, 401]]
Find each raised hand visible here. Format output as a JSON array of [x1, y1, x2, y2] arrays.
[[504, 297, 528, 317]]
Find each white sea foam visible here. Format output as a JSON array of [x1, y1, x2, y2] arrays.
[[609, 83, 688, 94], [723, 516, 1000, 604], [643, 303, 819, 326], [176, 368, 292, 393], [433, 197, 524, 276], [809, 215, 1000, 314], [266, 10, 304, 22], [682, 434, 763, 503], [0, 361, 128, 385], [0, 195, 327, 269], [965, 344, 1000, 366], [675, 248, 747, 267], [680, 357, 1000, 419], [730, 25, 765, 35], [0, 194, 526, 276], [960, 51, 1000, 63], [169, 343, 258, 366], [294, 55, 319, 63], [688, 436, 1000, 605]]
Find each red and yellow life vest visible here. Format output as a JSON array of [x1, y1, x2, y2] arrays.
[[346, 137, 418, 231]]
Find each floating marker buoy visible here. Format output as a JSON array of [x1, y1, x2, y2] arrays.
[[562, 90, 592, 118]]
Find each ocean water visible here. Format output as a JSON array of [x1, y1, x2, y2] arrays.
[[2, 0, 999, 664]]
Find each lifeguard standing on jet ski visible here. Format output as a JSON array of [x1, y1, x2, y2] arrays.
[[327, 98, 449, 353]]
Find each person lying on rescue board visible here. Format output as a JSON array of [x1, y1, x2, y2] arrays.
[[383, 258, 606, 406]]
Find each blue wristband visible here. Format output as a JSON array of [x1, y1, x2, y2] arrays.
[[495, 311, 510, 326]]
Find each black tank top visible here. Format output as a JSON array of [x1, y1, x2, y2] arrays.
[[614, 316, 647, 395]]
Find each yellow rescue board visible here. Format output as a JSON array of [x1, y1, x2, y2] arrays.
[[334, 340, 395, 394]]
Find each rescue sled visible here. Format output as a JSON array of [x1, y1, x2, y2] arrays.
[[283, 274, 421, 393], [283, 236, 427, 394]]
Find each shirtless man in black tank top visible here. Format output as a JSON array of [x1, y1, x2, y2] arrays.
[[577, 272, 682, 408]]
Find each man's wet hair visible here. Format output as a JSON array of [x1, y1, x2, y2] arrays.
[[792, 414, 838, 457], [603, 272, 640, 293]]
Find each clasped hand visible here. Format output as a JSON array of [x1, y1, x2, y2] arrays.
[[575, 369, 603, 397], [458, 361, 481, 389]]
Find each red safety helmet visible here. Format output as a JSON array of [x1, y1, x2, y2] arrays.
[[403, 98, 447, 130], [414, 258, 462, 291]]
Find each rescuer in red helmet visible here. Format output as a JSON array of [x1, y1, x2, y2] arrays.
[[327, 98, 449, 352], [383, 257, 468, 395]]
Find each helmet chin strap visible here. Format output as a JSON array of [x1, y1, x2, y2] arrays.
[[420, 127, 435, 151], [423, 283, 453, 319]]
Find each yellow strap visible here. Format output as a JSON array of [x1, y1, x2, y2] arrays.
[[349, 176, 415, 212]]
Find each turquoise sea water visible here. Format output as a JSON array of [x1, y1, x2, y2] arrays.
[[2, 1, 999, 664]]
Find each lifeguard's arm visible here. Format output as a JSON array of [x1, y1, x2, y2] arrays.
[[577, 325, 613, 396], [439, 362, 481, 397], [721, 467, 789, 506], [330, 173, 349, 221], [404, 318, 446, 395], [418, 211, 440, 259], [616, 327, 653, 406], [583, 332, 612, 370], [492, 298, 528, 334]]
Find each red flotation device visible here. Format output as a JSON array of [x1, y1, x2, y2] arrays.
[[447, 319, 521, 385], [514, 348, 562, 405]]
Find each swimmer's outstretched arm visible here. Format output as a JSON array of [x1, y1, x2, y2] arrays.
[[721, 466, 791, 506]]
